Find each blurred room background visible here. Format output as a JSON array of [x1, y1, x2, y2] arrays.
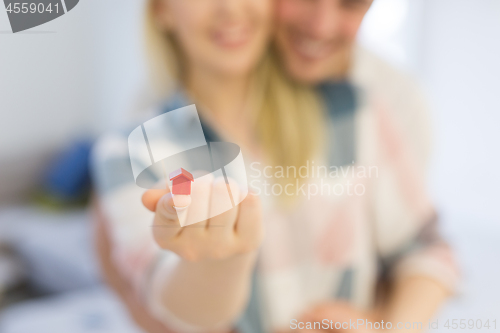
[[0, 0, 499, 332]]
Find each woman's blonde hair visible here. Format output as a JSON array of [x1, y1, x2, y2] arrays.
[[144, 1, 325, 200]]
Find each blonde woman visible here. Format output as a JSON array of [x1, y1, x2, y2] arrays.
[[93, 0, 322, 332], [93, 0, 459, 332]]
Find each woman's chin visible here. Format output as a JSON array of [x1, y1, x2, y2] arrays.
[[213, 57, 261, 78]]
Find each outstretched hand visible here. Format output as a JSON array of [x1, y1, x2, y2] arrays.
[[142, 176, 264, 262]]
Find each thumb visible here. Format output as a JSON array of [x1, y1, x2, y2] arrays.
[[142, 189, 169, 212]]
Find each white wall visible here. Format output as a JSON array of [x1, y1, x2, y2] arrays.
[[421, 0, 500, 226], [0, 0, 145, 200], [421, 2, 500, 320], [359, 0, 425, 74]]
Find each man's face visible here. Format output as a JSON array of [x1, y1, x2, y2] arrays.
[[275, 0, 373, 83]]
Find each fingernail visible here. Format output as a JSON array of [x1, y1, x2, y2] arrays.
[[173, 205, 188, 211]]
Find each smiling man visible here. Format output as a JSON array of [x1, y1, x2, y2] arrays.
[[276, 0, 373, 82], [275, 0, 433, 172]]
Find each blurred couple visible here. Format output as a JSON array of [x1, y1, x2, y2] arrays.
[[92, 0, 459, 333]]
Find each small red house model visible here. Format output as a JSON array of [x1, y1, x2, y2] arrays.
[[169, 168, 194, 195]]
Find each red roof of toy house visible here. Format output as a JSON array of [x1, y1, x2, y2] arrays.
[[169, 168, 194, 182]]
